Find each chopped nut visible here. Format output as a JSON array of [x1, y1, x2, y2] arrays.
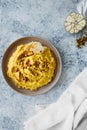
[[25, 54, 28, 57], [15, 68, 19, 72], [34, 61, 40, 67], [26, 60, 30, 66], [23, 66, 27, 69], [22, 77, 28, 81]]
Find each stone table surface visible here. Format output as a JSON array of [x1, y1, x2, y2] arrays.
[[0, 0, 87, 130]]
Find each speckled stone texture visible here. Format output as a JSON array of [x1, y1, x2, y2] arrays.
[[0, 0, 87, 130]]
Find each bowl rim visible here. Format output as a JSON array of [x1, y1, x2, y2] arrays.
[[2, 36, 62, 96]]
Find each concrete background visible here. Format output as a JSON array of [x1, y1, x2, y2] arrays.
[[0, 0, 87, 130]]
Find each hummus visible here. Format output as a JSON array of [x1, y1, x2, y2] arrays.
[[7, 42, 56, 91]]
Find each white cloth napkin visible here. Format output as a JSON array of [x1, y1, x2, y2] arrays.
[[24, 68, 87, 130], [77, 0, 87, 19]]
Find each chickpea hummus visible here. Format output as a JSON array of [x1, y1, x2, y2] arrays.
[[7, 42, 56, 91]]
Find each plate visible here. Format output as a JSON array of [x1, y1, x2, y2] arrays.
[[2, 36, 62, 96]]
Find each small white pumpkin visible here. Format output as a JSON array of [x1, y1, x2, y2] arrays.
[[65, 12, 86, 33]]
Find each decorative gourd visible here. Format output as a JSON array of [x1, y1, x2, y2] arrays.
[[65, 12, 86, 33]]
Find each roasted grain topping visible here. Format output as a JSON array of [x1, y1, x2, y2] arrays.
[[77, 36, 87, 48]]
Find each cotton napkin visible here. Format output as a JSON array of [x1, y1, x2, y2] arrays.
[[77, 0, 87, 19], [24, 68, 87, 130]]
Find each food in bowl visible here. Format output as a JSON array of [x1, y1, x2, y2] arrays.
[[7, 41, 56, 91]]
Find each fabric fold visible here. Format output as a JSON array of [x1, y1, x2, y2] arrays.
[[24, 68, 87, 130], [77, 0, 87, 19], [24, 94, 74, 130]]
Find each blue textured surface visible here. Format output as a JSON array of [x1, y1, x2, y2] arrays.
[[0, 0, 87, 130]]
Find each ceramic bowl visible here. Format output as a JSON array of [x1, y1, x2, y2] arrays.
[[2, 36, 62, 96]]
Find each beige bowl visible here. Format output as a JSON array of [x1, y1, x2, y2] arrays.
[[2, 36, 62, 96]]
